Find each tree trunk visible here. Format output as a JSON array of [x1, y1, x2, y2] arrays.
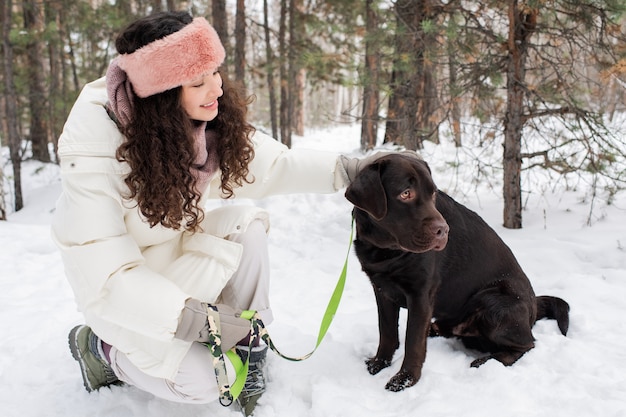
[[211, 0, 230, 77], [361, 0, 380, 151], [279, 0, 291, 147], [58, 3, 72, 147], [396, 0, 421, 150], [503, 1, 536, 229], [290, 0, 304, 137], [294, 68, 305, 136], [286, 0, 301, 139], [447, 8, 462, 148], [383, 69, 400, 145], [449, 43, 462, 147], [65, 23, 80, 92], [416, 51, 439, 145], [0, 156, 6, 218], [23, 0, 50, 162], [2, 0, 24, 211], [384, 0, 439, 150], [45, 1, 61, 159], [234, 0, 246, 87], [263, 0, 278, 139], [413, 0, 439, 146], [151, 0, 162, 12]]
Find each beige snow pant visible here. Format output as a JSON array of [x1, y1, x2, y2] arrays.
[[109, 220, 271, 403]]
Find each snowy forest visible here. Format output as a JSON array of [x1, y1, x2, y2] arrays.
[[2, 2, 626, 416], [2, 0, 626, 226]]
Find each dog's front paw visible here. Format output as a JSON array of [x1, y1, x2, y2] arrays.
[[385, 370, 418, 392], [365, 357, 391, 375], [470, 355, 491, 368]]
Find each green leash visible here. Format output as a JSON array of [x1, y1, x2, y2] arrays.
[[208, 217, 355, 406]]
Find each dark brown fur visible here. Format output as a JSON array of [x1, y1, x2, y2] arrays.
[[345, 154, 569, 392]]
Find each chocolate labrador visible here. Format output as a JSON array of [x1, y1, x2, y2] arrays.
[[345, 154, 570, 392]]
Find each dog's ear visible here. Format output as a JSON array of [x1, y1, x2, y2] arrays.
[[417, 158, 431, 174], [345, 162, 387, 220]]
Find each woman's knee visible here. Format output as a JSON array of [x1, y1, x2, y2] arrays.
[[166, 343, 223, 403]]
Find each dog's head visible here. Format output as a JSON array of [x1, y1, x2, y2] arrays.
[[345, 154, 449, 253]]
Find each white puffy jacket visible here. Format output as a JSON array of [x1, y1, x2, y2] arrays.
[[51, 77, 347, 379]]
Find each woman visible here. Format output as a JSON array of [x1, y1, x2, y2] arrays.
[[52, 10, 390, 416]]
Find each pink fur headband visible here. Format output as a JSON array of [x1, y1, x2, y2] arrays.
[[116, 17, 225, 98]]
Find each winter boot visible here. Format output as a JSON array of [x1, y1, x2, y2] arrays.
[[235, 344, 268, 416], [68, 325, 121, 392]]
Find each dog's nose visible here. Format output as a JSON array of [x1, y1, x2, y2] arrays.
[[430, 221, 449, 251], [432, 221, 449, 238]]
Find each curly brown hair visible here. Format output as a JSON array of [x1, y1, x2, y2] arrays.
[[113, 11, 255, 232]]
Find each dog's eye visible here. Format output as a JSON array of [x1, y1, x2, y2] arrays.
[[399, 189, 415, 201]]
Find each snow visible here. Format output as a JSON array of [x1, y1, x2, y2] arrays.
[[2, 124, 626, 417]]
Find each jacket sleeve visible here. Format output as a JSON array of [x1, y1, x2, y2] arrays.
[[208, 131, 348, 199], [51, 154, 189, 342]]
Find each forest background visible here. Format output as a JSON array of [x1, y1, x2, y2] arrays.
[[1, 0, 626, 228]]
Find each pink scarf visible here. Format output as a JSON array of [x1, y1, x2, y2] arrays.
[[106, 61, 219, 192]]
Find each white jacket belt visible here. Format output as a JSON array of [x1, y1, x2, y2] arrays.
[[51, 77, 347, 379]]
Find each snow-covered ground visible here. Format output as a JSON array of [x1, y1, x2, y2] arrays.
[[1, 124, 625, 417]]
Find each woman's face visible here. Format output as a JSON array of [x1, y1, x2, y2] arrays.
[[180, 69, 223, 122]]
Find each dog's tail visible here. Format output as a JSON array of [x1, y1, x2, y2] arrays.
[[536, 296, 570, 336]]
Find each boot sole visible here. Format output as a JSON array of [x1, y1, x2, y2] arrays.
[[68, 325, 96, 393]]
